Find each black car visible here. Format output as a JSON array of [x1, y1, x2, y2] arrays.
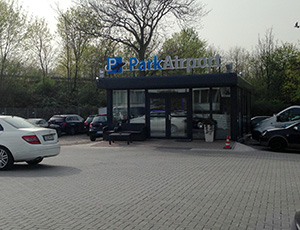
[[89, 114, 107, 141], [27, 118, 62, 137], [260, 121, 300, 151], [84, 115, 96, 134], [250, 116, 270, 132], [48, 114, 85, 135]]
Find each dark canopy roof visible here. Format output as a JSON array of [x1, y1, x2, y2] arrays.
[[96, 73, 252, 91]]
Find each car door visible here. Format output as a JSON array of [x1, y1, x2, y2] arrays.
[[75, 115, 84, 132], [276, 108, 300, 128], [66, 116, 76, 130], [287, 123, 300, 149], [0, 124, 3, 137]]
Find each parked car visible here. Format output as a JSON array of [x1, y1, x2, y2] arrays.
[[252, 106, 300, 140], [48, 114, 84, 135], [260, 121, 300, 151], [84, 115, 96, 134], [89, 114, 108, 141], [0, 115, 60, 170], [27, 118, 62, 137], [250, 116, 270, 132]]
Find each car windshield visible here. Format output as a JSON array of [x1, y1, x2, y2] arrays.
[[4, 117, 36, 129], [86, 116, 95, 122], [93, 116, 107, 122], [49, 117, 64, 122]]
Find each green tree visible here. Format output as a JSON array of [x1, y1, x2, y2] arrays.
[[80, 40, 118, 80], [0, 0, 27, 80], [225, 46, 251, 76], [160, 28, 206, 58], [205, 45, 225, 73], [57, 6, 91, 104], [282, 48, 300, 105], [0, 0, 29, 107], [251, 29, 278, 98], [159, 28, 207, 75], [26, 17, 55, 84], [249, 29, 300, 115]]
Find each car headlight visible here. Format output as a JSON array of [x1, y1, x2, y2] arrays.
[[261, 130, 267, 136]]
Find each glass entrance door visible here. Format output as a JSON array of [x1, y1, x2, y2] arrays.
[[169, 95, 187, 138], [149, 93, 188, 138], [149, 97, 166, 137]]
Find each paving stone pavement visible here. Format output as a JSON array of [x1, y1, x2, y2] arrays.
[[1, 136, 300, 230]]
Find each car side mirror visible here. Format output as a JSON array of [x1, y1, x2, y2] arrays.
[[276, 116, 280, 122]]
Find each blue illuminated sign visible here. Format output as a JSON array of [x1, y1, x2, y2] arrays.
[[106, 55, 221, 74], [107, 57, 125, 74]]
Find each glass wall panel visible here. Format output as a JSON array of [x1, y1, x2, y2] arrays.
[[192, 87, 231, 139], [113, 90, 128, 124], [170, 96, 187, 137], [241, 89, 251, 135], [148, 89, 189, 138], [192, 88, 210, 139], [237, 88, 242, 138], [213, 87, 231, 139], [150, 97, 166, 137], [129, 90, 146, 123]]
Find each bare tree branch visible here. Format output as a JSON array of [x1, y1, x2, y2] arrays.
[[75, 0, 208, 61]]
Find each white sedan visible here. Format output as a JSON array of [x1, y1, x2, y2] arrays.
[[0, 115, 60, 170]]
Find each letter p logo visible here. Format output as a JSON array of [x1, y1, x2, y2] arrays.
[[107, 57, 124, 74]]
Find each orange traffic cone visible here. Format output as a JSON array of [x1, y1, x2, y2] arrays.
[[224, 136, 232, 149]]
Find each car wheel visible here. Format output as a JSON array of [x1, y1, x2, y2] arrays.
[[269, 138, 286, 152], [171, 124, 178, 133], [56, 129, 62, 137], [69, 127, 76, 135], [0, 147, 14, 170], [26, 158, 43, 165], [90, 135, 96, 141]]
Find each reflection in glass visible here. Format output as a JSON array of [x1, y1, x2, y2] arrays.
[[150, 98, 166, 137], [170, 97, 187, 137], [130, 90, 146, 122], [193, 87, 231, 139], [113, 90, 128, 124]]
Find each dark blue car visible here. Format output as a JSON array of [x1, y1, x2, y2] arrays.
[[48, 114, 85, 135], [89, 114, 108, 141]]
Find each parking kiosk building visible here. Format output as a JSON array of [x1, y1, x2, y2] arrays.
[[97, 56, 252, 141]]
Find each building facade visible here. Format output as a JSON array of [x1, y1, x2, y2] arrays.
[[97, 73, 252, 141]]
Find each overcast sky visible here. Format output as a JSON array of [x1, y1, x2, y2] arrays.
[[201, 0, 300, 51], [21, 0, 300, 52], [21, 0, 73, 31]]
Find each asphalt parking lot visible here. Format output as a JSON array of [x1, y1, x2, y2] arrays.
[[1, 135, 300, 230]]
